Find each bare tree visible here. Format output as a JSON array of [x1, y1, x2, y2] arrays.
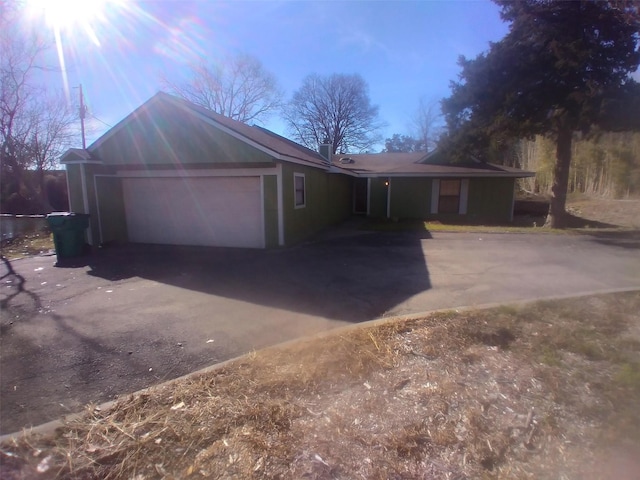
[[283, 73, 384, 154], [162, 53, 283, 124], [411, 97, 443, 153], [29, 93, 78, 202], [1, 7, 45, 207], [1, 7, 79, 212]]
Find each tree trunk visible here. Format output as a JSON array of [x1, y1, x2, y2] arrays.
[[546, 127, 572, 228]]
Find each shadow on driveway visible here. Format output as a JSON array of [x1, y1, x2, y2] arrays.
[[82, 231, 433, 323], [1, 254, 209, 435], [582, 229, 640, 250], [1, 229, 432, 434]]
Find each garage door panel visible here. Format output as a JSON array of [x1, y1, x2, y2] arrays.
[[123, 177, 263, 248]]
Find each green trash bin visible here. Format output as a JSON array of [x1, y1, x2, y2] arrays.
[[46, 212, 90, 260]]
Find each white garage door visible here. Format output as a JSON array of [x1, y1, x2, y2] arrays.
[[122, 176, 263, 248]]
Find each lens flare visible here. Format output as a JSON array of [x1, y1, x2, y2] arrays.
[[27, 0, 109, 43], [25, 0, 125, 101]]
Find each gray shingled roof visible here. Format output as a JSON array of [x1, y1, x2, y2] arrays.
[[76, 91, 534, 178], [335, 153, 535, 177]]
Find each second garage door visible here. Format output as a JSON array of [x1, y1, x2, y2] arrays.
[[122, 176, 263, 248]]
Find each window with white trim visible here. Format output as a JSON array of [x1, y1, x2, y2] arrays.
[[438, 179, 461, 214], [294, 173, 306, 208]]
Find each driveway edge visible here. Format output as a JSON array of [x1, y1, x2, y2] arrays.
[[2, 285, 638, 444]]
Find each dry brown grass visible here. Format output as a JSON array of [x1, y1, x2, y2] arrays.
[[0, 231, 54, 260], [363, 197, 640, 233], [2, 292, 639, 479]]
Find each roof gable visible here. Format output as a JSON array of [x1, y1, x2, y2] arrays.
[[85, 92, 329, 170], [163, 94, 329, 168], [85, 94, 273, 167], [60, 148, 101, 164], [66, 92, 533, 178]]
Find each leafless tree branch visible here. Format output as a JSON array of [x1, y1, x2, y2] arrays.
[[1, 6, 79, 212], [283, 73, 384, 154], [161, 53, 283, 124], [411, 97, 444, 153]]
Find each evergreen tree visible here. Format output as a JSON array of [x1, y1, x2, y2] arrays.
[[442, 1, 640, 226]]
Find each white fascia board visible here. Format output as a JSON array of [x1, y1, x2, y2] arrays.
[[114, 167, 277, 178]]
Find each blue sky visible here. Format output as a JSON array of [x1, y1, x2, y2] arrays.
[[27, 0, 509, 149]]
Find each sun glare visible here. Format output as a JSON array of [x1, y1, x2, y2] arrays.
[[28, 0, 108, 34], [25, 0, 122, 103]]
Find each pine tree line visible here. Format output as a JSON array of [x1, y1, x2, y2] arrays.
[[510, 132, 640, 199]]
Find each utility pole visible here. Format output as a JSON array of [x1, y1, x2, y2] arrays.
[[79, 84, 87, 149]]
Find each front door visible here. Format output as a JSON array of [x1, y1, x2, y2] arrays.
[[353, 178, 368, 214]]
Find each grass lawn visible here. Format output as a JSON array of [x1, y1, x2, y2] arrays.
[[361, 198, 640, 235], [361, 218, 566, 234], [2, 291, 639, 479]]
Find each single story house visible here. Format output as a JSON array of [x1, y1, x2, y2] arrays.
[[61, 92, 534, 249]]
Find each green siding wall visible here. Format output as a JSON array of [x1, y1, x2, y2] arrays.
[[72, 164, 281, 247], [369, 176, 515, 223], [263, 175, 279, 248], [326, 174, 352, 224], [466, 177, 515, 223], [389, 178, 432, 218], [65, 163, 102, 245], [368, 178, 389, 218], [66, 165, 84, 213], [90, 102, 274, 167], [281, 163, 351, 245], [66, 164, 127, 245], [95, 176, 128, 244]]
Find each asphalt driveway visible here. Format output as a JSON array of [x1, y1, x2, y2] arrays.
[[1, 228, 639, 434]]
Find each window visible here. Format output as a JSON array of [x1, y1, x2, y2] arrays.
[[438, 179, 461, 214], [294, 173, 306, 208]]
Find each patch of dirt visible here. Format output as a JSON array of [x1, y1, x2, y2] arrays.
[[567, 198, 640, 228], [1, 292, 639, 479], [0, 232, 54, 260], [515, 194, 640, 229]]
